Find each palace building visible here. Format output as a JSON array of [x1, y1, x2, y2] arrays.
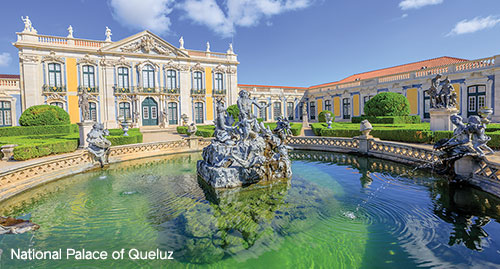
[[1, 20, 500, 127]]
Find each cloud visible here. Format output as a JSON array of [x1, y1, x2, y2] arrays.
[[0, 53, 11, 67], [448, 16, 500, 36], [401, 13, 408, 19], [109, 0, 174, 34], [399, 0, 443, 10]]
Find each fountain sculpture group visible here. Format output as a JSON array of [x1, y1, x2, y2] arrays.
[[197, 90, 293, 188], [425, 74, 460, 131]]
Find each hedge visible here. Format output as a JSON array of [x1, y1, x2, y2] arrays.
[[19, 105, 70, 126], [318, 111, 334, 123], [176, 122, 303, 137], [107, 129, 143, 145], [13, 140, 78, 161], [0, 124, 77, 137], [364, 92, 410, 116], [351, 115, 421, 124]]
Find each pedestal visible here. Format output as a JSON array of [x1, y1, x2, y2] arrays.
[[77, 121, 94, 149], [454, 156, 480, 178], [1, 144, 18, 161], [430, 108, 459, 131]]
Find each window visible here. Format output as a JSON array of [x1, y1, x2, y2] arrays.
[[168, 102, 178, 124], [287, 102, 294, 120], [195, 102, 204, 124], [119, 102, 131, 120], [89, 102, 97, 121], [214, 73, 223, 91], [274, 102, 282, 120], [343, 98, 351, 119], [142, 65, 155, 88], [0, 101, 12, 127], [167, 69, 177, 90], [467, 85, 486, 117], [193, 71, 203, 90], [117, 67, 129, 89], [423, 91, 430, 119], [48, 63, 62, 87], [363, 95, 372, 106], [50, 102, 64, 109], [259, 101, 267, 121], [82, 65, 95, 88], [324, 100, 332, 112], [309, 101, 316, 120]]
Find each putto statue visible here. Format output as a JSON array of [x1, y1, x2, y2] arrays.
[[197, 90, 293, 188], [87, 123, 111, 167], [425, 74, 458, 109]]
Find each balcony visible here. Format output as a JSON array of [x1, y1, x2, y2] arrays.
[[163, 88, 180, 95], [135, 87, 157, 94], [78, 86, 99, 94], [213, 89, 226, 96], [42, 84, 66, 93], [113, 86, 131, 94], [191, 88, 206, 96]]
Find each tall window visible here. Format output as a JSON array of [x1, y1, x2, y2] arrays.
[[259, 101, 267, 121], [119, 102, 131, 120], [423, 91, 430, 119], [82, 65, 95, 88], [287, 102, 294, 120], [168, 102, 178, 124], [48, 63, 62, 87], [142, 65, 155, 88], [117, 67, 129, 89], [195, 102, 204, 124], [214, 73, 223, 91], [50, 102, 64, 109], [273, 102, 282, 120], [467, 85, 486, 117], [0, 101, 12, 127], [343, 98, 351, 119], [324, 100, 332, 111], [309, 101, 316, 120], [89, 102, 97, 121], [167, 70, 177, 90], [193, 71, 203, 90]]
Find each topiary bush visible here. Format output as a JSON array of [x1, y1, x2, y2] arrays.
[[19, 105, 70, 126], [364, 92, 410, 117], [318, 111, 334, 123]]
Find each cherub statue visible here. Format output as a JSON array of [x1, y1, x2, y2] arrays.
[[438, 77, 455, 108], [214, 101, 235, 144], [425, 74, 441, 108], [87, 123, 111, 167], [467, 116, 494, 156]]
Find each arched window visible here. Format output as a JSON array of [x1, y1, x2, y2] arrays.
[[287, 102, 294, 120], [82, 65, 95, 88], [89, 102, 97, 122], [119, 102, 131, 120], [194, 102, 204, 124], [166, 70, 177, 90], [273, 102, 282, 120], [0, 101, 12, 127], [214, 73, 223, 91], [310, 101, 316, 120], [48, 63, 62, 87], [142, 65, 155, 88], [259, 101, 267, 121], [50, 102, 64, 109], [193, 71, 203, 90], [117, 67, 129, 89], [168, 102, 178, 124]]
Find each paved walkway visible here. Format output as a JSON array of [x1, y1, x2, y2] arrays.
[[140, 127, 186, 143]]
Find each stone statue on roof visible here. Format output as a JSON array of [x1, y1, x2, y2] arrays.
[[179, 36, 184, 49], [105, 26, 112, 42], [21, 16, 36, 33]]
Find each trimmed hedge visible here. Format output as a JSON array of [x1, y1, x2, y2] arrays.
[[351, 115, 421, 124], [19, 105, 70, 126], [176, 122, 303, 137], [364, 92, 410, 116], [318, 111, 334, 123], [13, 140, 78, 161], [107, 129, 143, 145], [0, 124, 77, 137]]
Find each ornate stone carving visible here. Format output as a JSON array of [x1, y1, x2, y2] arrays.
[[42, 51, 64, 63], [163, 60, 180, 70], [226, 66, 237, 74], [78, 54, 97, 65], [424, 74, 458, 109], [113, 56, 131, 67], [179, 64, 190, 71], [45, 93, 65, 102], [87, 123, 111, 167], [116, 94, 132, 102], [19, 53, 40, 63], [121, 35, 173, 55], [191, 62, 204, 72], [213, 64, 226, 74]]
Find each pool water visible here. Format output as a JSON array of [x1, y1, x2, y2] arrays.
[[0, 151, 499, 268]]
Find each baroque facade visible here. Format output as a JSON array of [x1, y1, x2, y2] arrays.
[[11, 21, 238, 128]]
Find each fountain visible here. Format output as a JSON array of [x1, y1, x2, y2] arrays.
[[197, 90, 293, 188]]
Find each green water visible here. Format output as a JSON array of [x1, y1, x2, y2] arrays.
[[0, 151, 499, 268]]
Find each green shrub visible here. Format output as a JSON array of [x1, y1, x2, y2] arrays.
[[19, 105, 70, 126], [177, 126, 188, 134], [196, 129, 214, 137], [364, 92, 410, 116], [264, 122, 302, 136], [318, 111, 334, 123], [0, 124, 77, 137], [106, 129, 143, 145], [351, 115, 421, 124], [227, 104, 239, 121], [13, 140, 78, 161], [311, 123, 327, 136]]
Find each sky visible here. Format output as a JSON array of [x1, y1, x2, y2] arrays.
[[0, 0, 500, 87]]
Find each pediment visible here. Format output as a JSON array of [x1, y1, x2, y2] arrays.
[[101, 31, 189, 58]]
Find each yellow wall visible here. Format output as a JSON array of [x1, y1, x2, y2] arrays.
[[353, 94, 360, 116], [66, 58, 79, 123], [406, 88, 418, 115], [317, 99, 323, 113], [333, 97, 340, 116], [452, 83, 460, 109], [205, 67, 213, 121]]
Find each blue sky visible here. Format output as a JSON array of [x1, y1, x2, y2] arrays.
[[0, 0, 500, 87]]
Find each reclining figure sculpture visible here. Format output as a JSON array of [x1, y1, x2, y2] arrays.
[[197, 90, 293, 188]]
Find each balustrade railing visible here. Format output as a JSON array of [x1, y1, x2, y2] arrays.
[[163, 88, 180, 94], [213, 89, 226, 95], [78, 86, 99, 93], [42, 84, 66, 93], [113, 86, 131, 94], [0, 79, 19, 87], [191, 88, 206, 95]]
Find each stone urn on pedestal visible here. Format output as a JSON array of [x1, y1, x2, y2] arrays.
[[119, 116, 132, 136]]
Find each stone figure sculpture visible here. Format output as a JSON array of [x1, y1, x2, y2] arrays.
[[21, 16, 36, 33], [0, 216, 40, 234], [187, 123, 197, 137], [181, 114, 189, 126], [206, 41, 210, 52], [179, 36, 184, 49], [87, 123, 111, 167], [78, 87, 91, 121], [424, 74, 441, 108], [197, 90, 293, 188], [467, 116, 494, 156], [302, 103, 308, 122], [159, 110, 167, 128], [359, 120, 373, 139], [67, 25, 73, 38], [325, 113, 333, 129], [425, 74, 458, 109], [105, 26, 112, 42]]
